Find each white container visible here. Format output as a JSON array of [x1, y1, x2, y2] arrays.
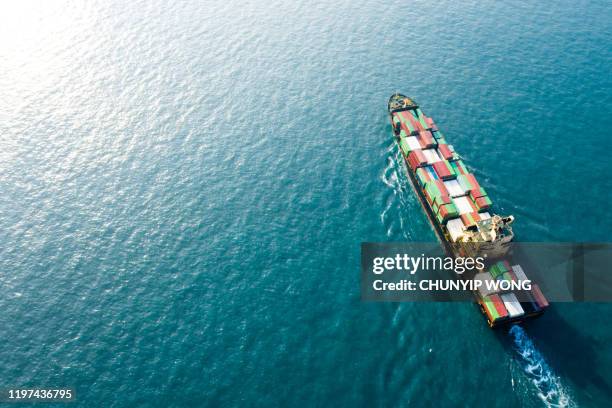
[[446, 218, 465, 242], [443, 180, 465, 197], [512, 265, 528, 282], [406, 136, 421, 151], [452, 196, 474, 215], [475, 272, 497, 297], [500, 293, 524, 317], [479, 212, 491, 220], [422, 148, 442, 164]]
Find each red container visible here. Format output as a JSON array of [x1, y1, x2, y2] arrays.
[[408, 155, 419, 171], [433, 161, 452, 179], [502, 260, 512, 271], [437, 144, 454, 160], [531, 284, 549, 308], [438, 203, 454, 219], [400, 121, 412, 135], [413, 149, 427, 164], [400, 110, 423, 132], [460, 212, 481, 226], [433, 194, 451, 210], [490, 294, 509, 318], [425, 189, 435, 205], [470, 188, 486, 199], [467, 198, 479, 213], [416, 131, 434, 148], [408, 150, 427, 170], [418, 137, 428, 149], [466, 174, 480, 190], [475, 196, 491, 209]]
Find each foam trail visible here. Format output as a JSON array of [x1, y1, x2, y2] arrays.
[[379, 144, 411, 239], [509, 325, 575, 408]]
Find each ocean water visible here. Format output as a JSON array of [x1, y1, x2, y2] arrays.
[[0, 0, 611, 407]]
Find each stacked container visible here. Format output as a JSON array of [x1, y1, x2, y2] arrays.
[[408, 150, 427, 170], [418, 130, 437, 148], [437, 144, 454, 160], [469, 186, 492, 211], [432, 160, 456, 180], [449, 160, 468, 175], [460, 212, 481, 227], [531, 284, 549, 309], [483, 294, 509, 323], [500, 293, 525, 318]]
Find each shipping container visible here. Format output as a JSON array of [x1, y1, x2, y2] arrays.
[[408, 150, 427, 170], [452, 196, 477, 215], [511, 265, 528, 282], [475, 272, 497, 297], [500, 293, 525, 317], [407, 136, 421, 151], [443, 179, 465, 197], [416, 167, 432, 186], [474, 195, 493, 210], [433, 160, 456, 180], [489, 263, 500, 278], [531, 284, 549, 308], [446, 218, 465, 242], [490, 294, 509, 318], [437, 144, 454, 160], [460, 211, 481, 227], [399, 138, 412, 156], [414, 108, 429, 129], [425, 166, 438, 180], [423, 148, 442, 164], [450, 160, 468, 176], [432, 130, 445, 140], [483, 297, 500, 321]]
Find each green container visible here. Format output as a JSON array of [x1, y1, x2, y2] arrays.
[[484, 297, 500, 320], [489, 264, 501, 278], [399, 138, 411, 156], [445, 202, 459, 217], [473, 195, 493, 208], [424, 181, 440, 197], [497, 261, 508, 273], [416, 168, 429, 186], [450, 160, 468, 175], [433, 194, 448, 208], [404, 119, 414, 133], [443, 160, 456, 178], [414, 109, 428, 128], [457, 174, 474, 192]]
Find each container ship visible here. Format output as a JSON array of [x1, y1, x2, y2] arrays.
[[387, 93, 549, 327]]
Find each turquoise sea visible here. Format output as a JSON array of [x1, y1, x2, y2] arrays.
[[0, 0, 611, 407]]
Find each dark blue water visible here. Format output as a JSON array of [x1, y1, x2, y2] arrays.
[[0, 0, 611, 407]]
